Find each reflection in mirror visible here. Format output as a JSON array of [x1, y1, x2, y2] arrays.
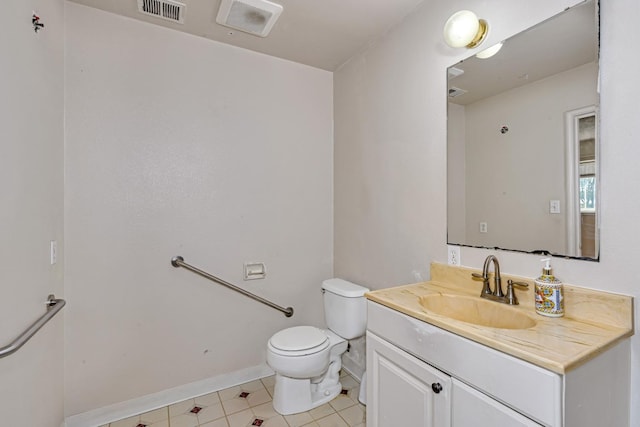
[[447, 0, 599, 260], [566, 106, 598, 258]]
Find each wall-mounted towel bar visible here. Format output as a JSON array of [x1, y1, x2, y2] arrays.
[[171, 256, 294, 317], [0, 294, 66, 359]]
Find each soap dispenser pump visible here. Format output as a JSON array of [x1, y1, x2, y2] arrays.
[[534, 258, 564, 317]]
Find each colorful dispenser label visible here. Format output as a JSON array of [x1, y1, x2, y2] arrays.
[[535, 280, 564, 317]]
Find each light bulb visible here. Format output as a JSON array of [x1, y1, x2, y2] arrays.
[[475, 42, 504, 59], [443, 10, 488, 49]]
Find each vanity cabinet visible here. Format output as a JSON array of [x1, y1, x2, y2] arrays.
[[368, 332, 541, 427], [450, 377, 541, 426], [366, 300, 631, 427], [367, 331, 451, 426]]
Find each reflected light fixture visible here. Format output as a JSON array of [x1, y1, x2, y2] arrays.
[[443, 10, 489, 49], [475, 41, 504, 59]]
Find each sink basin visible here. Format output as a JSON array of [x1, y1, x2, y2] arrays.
[[419, 294, 536, 330]]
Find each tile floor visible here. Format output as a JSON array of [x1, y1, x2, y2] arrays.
[[100, 371, 365, 427]]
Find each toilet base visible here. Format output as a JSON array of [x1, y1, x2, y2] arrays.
[[272, 373, 343, 415]]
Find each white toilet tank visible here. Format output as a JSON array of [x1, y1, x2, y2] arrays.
[[322, 278, 369, 340]]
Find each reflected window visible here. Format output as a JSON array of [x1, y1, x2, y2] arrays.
[[579, 115, 596, 213], [580, 176, 596, 212]]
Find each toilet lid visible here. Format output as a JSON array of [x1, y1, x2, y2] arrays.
[[269, 326, 328, 352]]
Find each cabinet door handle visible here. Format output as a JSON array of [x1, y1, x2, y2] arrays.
[[431, 382, 443, 394]]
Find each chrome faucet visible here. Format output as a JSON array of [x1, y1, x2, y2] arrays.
[[472, 255, 529, 305], [471, 255, 504, 298]]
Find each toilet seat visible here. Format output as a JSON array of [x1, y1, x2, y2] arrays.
[[269, 326, 329, 356]]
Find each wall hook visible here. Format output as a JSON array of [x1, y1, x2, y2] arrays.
[[32, 13, 44, 33]]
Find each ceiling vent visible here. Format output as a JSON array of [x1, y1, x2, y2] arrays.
[[448, 87, 468, 98], [137, 0, 185, 24], [216, 0, 283, 37]]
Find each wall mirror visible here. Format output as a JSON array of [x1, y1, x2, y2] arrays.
[[447, 0, 599, 260]]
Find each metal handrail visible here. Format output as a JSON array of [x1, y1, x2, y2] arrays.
[[171, 256, 294, 317], [0, 294, 66, 359]]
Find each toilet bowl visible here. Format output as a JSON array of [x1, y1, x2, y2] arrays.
[[268, 328, 347, 414], [266, 278, 369, 415], [267, 326, 331, 379]]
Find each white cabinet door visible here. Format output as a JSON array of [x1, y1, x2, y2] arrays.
[[452, 378, 543, 427], [367, 332, 451, 427]]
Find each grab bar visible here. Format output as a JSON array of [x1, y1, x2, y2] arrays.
[[171, 256, 294, 317], [0, 294, 66, 359]]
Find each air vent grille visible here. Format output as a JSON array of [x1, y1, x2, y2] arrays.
[[448, 67, 464, 80], [448, 87, 468, 98], [137, 0, 185, 24]]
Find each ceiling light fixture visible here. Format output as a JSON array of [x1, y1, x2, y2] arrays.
[[443, 10, 488, 49]]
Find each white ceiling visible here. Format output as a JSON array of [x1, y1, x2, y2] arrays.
[[67, 0, 426, 71]]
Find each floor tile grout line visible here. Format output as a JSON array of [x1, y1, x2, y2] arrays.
[[106, 372, 363, 427]]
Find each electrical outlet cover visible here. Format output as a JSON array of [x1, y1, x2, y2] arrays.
[[447, 245, 461, 266]]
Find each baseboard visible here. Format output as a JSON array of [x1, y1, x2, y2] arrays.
[[341, 363, 364, 382], [342, 335, 366, 382], [65, 363, 274, 427]]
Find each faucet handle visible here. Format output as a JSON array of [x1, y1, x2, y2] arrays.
[[508, 280, 529, 289], [505, 279, 529, 305], [471, 272, 493, 296]]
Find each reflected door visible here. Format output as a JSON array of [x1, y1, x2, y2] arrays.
[[565, 106, 598, 258]]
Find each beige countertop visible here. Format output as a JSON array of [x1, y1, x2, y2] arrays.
[[365, 263, 634, 374]]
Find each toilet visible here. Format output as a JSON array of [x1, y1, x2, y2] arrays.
[[266, 278, 369, 415]]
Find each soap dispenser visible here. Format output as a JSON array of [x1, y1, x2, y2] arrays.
[[534, 258, 564, 317]]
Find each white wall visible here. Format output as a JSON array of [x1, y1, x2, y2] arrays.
[[334, 0, 640, 424], [0, 0, 65, 426], [463, 63, 598, 252], [64, 3, 333, 416], [334, 11, 445, 286]]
